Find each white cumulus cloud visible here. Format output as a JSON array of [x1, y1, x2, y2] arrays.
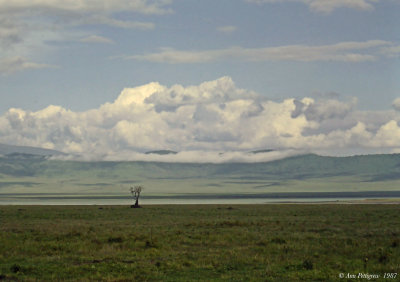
[[1, 76, 400, 161], [393, 98, 400, 111]]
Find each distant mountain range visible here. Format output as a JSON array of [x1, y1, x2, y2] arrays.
[[0, 143, 279, 158], [0, 143, 65, 157], [0, 149, 400, 182], [1, 143, 400, 184], [1, 144, 400, 200], [145, 150, 178, 155], [1, 144, 278, 157]]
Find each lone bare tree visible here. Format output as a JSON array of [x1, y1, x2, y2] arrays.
[[130, 185, 143, 208]]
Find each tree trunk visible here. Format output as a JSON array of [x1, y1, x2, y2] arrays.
[[131, 198, 141, 208]]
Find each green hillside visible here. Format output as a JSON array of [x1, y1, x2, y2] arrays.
[[0, 143, 64, 156], [1, 153, 400, 201], [1, 153, 400, 180]]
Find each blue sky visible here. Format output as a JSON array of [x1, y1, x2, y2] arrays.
[[0, 0, 400, 160]]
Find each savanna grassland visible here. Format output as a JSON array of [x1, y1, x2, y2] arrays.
[[0, 204, 399, 281]]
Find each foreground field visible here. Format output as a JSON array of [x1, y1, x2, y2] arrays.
[[0, 205, 399, 281]]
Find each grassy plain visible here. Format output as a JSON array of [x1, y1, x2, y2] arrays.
[[0, 204, 399, 281]]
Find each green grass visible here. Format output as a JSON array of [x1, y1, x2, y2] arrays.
[[1, 205, 399, 281]]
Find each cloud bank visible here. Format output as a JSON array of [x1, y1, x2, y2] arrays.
[[130, 40, 393, 64], [0, 0, 171, 74], [217, 26, 237, 34], [0, 56, 56, 75], [1, 76, 400, 161], [80, 35, 115, 44], [246, 0, 380, 13]]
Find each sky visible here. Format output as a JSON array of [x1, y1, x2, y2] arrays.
[[0, 0, 400, 161]]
